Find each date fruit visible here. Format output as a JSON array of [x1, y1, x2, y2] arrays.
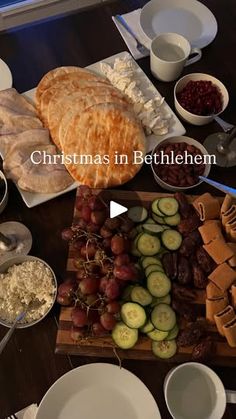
[[192, 337, 216, 362], [177, 322, 205, 347], [177, 256, 192, 285]]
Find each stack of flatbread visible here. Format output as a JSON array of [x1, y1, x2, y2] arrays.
[[36, 66, 146, 188], [0, 88, 73, 193]]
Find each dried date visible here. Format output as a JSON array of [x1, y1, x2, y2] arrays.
[[172, 284, 197, 301], [172, 300, 197, 322], [177, 256, 192, 285], [179, 236, 196, 257], [177, 214, 201, 236], [193, 263, 208, 289], [174, 192, 192, 218], [191, 337, 216, 362], [162, 252, 178, 280], [177, 322, 205, 347], [188, 230, 202, 246], [196, 247, 215, 274]]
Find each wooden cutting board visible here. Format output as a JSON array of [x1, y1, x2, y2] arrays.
[[56, 189, 236, 366]]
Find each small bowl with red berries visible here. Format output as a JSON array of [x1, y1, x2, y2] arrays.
[[174, 73, 229, 125]]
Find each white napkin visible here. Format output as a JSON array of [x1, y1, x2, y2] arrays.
[[112, 9, 151, 60], [7, 404, 38, 419]]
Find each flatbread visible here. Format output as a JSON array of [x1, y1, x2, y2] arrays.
[[0, 105, 42, 134], [0, 128, 51, 157], [36, 66, 108, 106], [62, 103, 146, 188], [0, 88, 36, 116]]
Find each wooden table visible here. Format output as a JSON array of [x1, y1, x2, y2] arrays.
[[0, 1, 236, 417]]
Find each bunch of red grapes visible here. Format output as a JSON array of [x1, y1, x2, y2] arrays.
[[57, 185, 139, 339]]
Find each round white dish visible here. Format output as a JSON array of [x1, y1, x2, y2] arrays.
[[0, 58, 13, 90], [36, 363, 161, 419], [174, 73, 229, 126], [151, 136, 211, 192], [0, 255, 57, 329], [140, 0, 218, 49]]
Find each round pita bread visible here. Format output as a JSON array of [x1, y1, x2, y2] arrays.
[[62, 103, 146, 188], [36, 66, 108, 106]]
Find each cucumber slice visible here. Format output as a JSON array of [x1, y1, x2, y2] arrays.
[[147, 328, 168, 341], [145, 264, 164, 277], [151, 294, 171, 307], [142, 224, 164, 235], [121, 302, 146, 329], [151, 199, 165, 217], [162, 229, 182, 251], [152, 213, 167, 224], [158, 197, 179, 216], [164, 213, 181, 226], [131, 233, 142, 257], [122, 285, 134, 301], [131, 286, 152, 307], [152, 339, 177, 359], [112, 322, 138, 349], [151, 303, 176, 331], [146, 217, 156, 224], [142, 256, 162, 269], [147, 271, 171, 298], [140, 319, 154, 334], [128, 206, 148, 223], [166, 324, 179, 340], [137, 233, 161, 256]]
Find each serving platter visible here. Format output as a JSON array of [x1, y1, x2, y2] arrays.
[[8, 51, 185, 208], [56, 189, 236, 366]]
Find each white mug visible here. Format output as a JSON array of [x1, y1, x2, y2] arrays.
[[150, 33, 202, 82], [164, 362, 236, 419]]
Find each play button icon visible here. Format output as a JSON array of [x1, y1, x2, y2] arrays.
[[110, 200, 128, 218]]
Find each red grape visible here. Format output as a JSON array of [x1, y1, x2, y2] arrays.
[[101, 260, 113, 275], [61, 228, 73, 241], [75, 267, 87, 280], [100, 312, 117, 331], [120, 219, 134, 233], [100, 226, 113, 238], [99, 276, 109, 293], [111, 235, 128, 255], [102, 237, 112, 250], [91, 210, 106, 226], [80, 243, 98, 260], [79, 277, 100, 295], [106, 301, 120, 314], [78, 185, 91, 198], [105, 277, 120, 300], [88, 196, 104, 211], [113, 264, 138, 281], [104, 218, 121, 230], [57, 294, 73, 306], [92, 322, 107, 336], [114, 254, 130, 267], [81, 206, 92, 223], [76, 219, 87, 230], [75, 196, 84, 210], [71, 239, 85, 251], [86, 223, 100, 234], [58, 281, 77, 297], [71, 308, 88, 327], [71, 326, 86, 341], [85, 294, 99, 306]]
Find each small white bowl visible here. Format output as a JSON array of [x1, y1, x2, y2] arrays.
[[0, 171, 8, 215], [0, 255, 57, 328], [151, 136, 211, 192], [174, 73, 229, 126]]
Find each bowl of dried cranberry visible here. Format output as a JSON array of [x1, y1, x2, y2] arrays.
[[151, 136, 211, 191], [174, 73, 229, 125]]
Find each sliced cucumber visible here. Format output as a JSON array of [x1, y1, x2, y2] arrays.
[[131, 233, 142, 257], [142, 256, 162, 269], [142, 224, 164, 235], [151, 294, 171, 307], [121, 302, 146, 329], [112, 322, 138, 349], [158, 197, 179, 216], [164, 213, 181, 227], [128, 206, 148, 223], [122, 285, 134, 301], [131, 286, 152, 307], [151, 199, 165, 217], [162, 229, 182, 251], [151, 303, 176, 332], [147, 271, 171, 298], [137, 233, 161, 256], [147, 328, 169, 341], [166, 324, 179, 340], [152, 213, 167, 224], [140, 319, 154, 334], [145, 264, 164, 277], [152, 339, 177, 359], [146, 217, 156, 224]]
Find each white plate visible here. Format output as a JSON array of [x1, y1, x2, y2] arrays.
[[2, 51, 184, 208], [0, 58, 12, 90], [140, 0, 218, 49], [36, 363, 161, 419]]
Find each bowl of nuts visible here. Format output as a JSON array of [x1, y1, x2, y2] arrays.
[[174, 73, 229, 125], [151, 136, 211, 191]]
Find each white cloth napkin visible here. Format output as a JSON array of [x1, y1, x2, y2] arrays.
[[112, 9, 151, 60], [7, 404, 38, 419]]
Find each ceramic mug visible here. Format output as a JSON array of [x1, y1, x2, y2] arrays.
[[164, 362, 236, 419], [150, 33, 202, 82]]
